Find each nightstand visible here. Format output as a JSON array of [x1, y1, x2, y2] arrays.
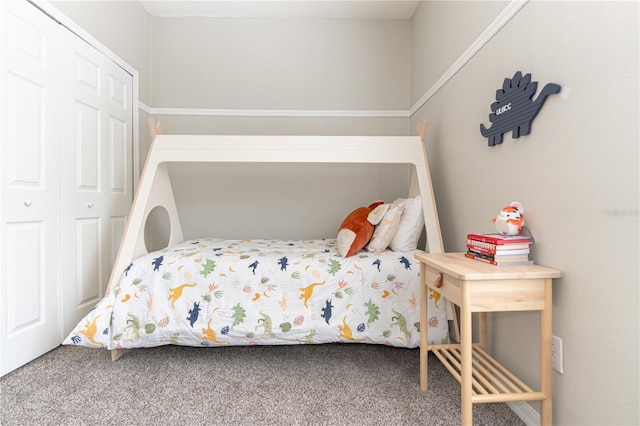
[[415, 252, 561, 426]]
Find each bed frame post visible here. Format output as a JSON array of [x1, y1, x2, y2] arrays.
[[106, 141, 184, 294], [412, 121, 443, 255], [413, 120, 461, 342]]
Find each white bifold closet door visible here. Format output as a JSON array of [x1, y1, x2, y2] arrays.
[[0, 0, 62, 376], [0, 0, 133, 376], [59, 28, 133, 335]]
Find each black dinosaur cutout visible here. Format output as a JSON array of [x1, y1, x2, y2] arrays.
[[480, 71, 560, 146]]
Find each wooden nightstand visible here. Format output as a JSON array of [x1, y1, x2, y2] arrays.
[[415, 252, 561, 426]]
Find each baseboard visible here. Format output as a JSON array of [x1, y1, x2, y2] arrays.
[[508, 401, 540, 426]]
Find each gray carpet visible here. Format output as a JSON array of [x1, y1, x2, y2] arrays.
[[1, 344, 525, 425]]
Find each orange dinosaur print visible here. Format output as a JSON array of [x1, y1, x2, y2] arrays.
[[79, 315, 101, 345], [299, 281, 325, 307], [429, 288, 441, 310], [168, 283, 197, 308], [337, 315, 364, 342], [202, 320, 229, 344]]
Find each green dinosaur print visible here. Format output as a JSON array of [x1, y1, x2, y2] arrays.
[[124, 313, 142, 339], [169, 332, 180, 345], [327, 259, 341, 276], [255, 311, 275, 337], [300, 329, 316, 344], [200, 259, 216, 278], [365, 299, 381, 325], [391, 309, 411, 339], [232, 303, 246, 327]]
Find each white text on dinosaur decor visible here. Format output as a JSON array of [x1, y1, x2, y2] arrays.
[[496, 103, 512, 115]]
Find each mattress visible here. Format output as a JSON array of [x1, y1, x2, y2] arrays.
[[64, 238, 449, 349]]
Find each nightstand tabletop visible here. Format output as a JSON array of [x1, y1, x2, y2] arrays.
[[415, 252, 561, 281]]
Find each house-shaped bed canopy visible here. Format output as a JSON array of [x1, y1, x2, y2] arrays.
[[108, 122, 444, 295]]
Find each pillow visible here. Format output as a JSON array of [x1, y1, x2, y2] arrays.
[[389, 195, 425, 252], [337, 201, 388, 257], [367, 203, 405, 253]]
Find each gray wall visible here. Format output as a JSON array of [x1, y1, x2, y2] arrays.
[[147, 16, 413, 242], [411, 1, 639, 424], [150, 17, 410, 110], [41, 1, 640, 423]]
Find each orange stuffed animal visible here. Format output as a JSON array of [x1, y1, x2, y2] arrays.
[[337, 201, 389, 257], [492, 201, 525, 235]]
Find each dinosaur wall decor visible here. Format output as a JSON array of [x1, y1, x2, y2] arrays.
[[480, 71, 560, 146]]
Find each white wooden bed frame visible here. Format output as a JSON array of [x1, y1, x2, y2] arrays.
[[108, 121, 448, 360]]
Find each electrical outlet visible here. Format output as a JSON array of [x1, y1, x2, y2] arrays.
[[552, 335, 564, 374]]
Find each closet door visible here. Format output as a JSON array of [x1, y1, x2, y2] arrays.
[[60, 29, 133, 335], [0, 0, 62, 376]]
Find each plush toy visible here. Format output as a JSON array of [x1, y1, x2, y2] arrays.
[[337, 201, 389, 257], [492, 201, 525, 235]]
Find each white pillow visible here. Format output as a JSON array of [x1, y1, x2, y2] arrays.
[[389, 195, 424, 251], [366, 203, 405, 253]]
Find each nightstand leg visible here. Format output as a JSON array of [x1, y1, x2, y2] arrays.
[[461, 281, 472, 426], [420, 262, 429, 390], [479, 312, 487, 351], [540, 279, 553, 425]]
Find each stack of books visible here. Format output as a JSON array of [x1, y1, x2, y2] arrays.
[[465, 233, 533, 265]]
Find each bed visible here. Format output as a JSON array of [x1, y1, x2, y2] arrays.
[[63, 121, 451, 359]]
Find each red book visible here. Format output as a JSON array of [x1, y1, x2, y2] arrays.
[[467, 233, 532, 245], [466, 245, 530, 256]]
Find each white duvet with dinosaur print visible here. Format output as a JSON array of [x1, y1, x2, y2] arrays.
[[64, 239, 449, 349]]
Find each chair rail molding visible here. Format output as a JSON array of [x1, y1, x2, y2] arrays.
[[137, 0, 528, 120]]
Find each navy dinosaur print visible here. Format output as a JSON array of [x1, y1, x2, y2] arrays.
[[372, 259, 381, 272], [124, 262, 133, 276], [321, 299, 334, 324], [399, 256, 411, 270], [152, 256, 164, 271], [248, 260, 259, 275], [278, 256, 289, 271], [187, 302, 201, 327]]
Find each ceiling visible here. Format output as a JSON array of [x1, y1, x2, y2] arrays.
[[139, 1, 420, 19]]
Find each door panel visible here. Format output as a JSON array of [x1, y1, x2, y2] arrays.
[[75, 218, 102, 308], [61, 29, 133, 335], [5, 222, 45, 334], [75, 101, 101, 191], [0, 0, 61, 376]]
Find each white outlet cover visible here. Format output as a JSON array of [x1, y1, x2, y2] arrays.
[[552, 335, 564, 374]]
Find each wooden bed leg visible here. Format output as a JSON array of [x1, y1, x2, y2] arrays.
[[110, 349, 127, 361]]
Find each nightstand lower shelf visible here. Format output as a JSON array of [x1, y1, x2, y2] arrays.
[[430, 344, 546, 404]]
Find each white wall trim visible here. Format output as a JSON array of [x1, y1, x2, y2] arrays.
[[508, 401, 540, 426], [137, 0, 526, 120], [138, 102, 153, 115], [139, 103, 408, 118], [408, 0, 528, 117]]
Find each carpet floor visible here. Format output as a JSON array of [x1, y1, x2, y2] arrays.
[[1, 344, 526, 425]]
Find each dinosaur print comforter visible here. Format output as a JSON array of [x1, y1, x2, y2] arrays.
[[64, 239, 449, 349]]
